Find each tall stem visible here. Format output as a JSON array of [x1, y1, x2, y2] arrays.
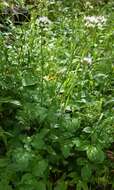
[[40, 27, 44, 106]]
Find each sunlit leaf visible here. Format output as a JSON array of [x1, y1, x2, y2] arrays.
[[86, 145, 105, 163]]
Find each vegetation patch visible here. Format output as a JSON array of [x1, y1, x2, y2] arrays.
[[0, 0, 114, 189]]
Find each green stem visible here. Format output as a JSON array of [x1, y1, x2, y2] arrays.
[[40, 27, 44, 107]]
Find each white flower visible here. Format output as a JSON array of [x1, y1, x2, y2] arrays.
[[38, 16, 51, 27], [84, 15, 107, 29], [81, 55, 92, 65]]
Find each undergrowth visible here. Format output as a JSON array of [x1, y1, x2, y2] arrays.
[[0, 0, 114, 189]]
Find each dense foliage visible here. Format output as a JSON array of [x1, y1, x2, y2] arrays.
[[0, 0, 114, 189]]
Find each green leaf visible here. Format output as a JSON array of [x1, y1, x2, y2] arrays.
[[104, 99, 114, 108], [0, 181, 12, 190], [76, 181, 82, 190], [66, 118, 80, 132], [19, 174, 43, 190], [32, 136, 45, 150], [31, 129, 49, 149], [77, 158, 88, 166], [18, 184, 34, 190], [32, 160, 48, 177], [22, 73, 38, 87], [13, 148, 32, 171], [21, 173, 37, 185], [0, 158, 8, 168], [77, 181, 88, 190], [82, 127, 92, 133], [20, 176, 46, 190], [9, 100, 21, 106], [35, 181, 46, 190], [86, 145, 105, 163], [81, 164, 92, 181], [81, 181, 88, 190], [72, 138, 89, 151], [61, 144, 70, 158], [54, 180, 67, 190], [0, 98, 21, 107]]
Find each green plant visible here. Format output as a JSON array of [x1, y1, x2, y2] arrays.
[[0, 0, 114, 189]]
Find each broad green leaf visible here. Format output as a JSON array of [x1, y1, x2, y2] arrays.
[[35, 181, 46, 190], [81, 181, 88, 190], [18, 185, 34, 190], [86, 145, 105, 163], [54, 180, 67, 190], [32, 160, 48, 177], [66, 118, 80, 132], [20, 176, 46, 190], [81, 164, 92, 181], [20, 173, 37, 185], [0, 181, 12, 190], [72, 138, 89, 151], [77, 158, 88, 166], [0, 158, 8, 168], [61, 144, 70, 158], [22, 73, 38, 87], [13, 148, 32, 171], [77, 181, 88, 190], [31, 129, 49, 149], [76, 181, 82, 190], [32, 136, 45, 150]]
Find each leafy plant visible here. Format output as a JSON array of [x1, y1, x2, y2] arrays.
[[0, 0, 114, 189]]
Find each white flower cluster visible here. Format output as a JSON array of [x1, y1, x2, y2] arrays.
[[84, 15, 107, 29], [38, 16, 51, 27]]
